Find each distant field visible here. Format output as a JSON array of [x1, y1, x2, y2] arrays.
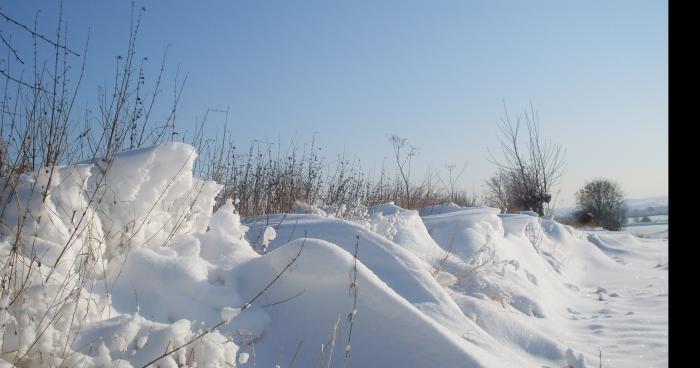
[[623, 222, 668, 239], [626, 214, 668, 224]]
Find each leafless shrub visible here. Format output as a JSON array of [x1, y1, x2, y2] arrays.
[[342, 235, 360, 367], [0, 5, 202, 366], [486, 102, 566, 215], [437, 163, 467, 202], [197, 131, 483, 219], [574, 178, 626, 231], [388, 135, 418, 208]]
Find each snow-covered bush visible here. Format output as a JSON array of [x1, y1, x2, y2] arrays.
[[0, 143, 252, 367]]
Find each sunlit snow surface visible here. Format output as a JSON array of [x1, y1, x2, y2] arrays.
[[623, 222, 669, 239], [0, 143, 667, 367]]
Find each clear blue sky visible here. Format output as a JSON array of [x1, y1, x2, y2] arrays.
[[1, 0, 667, 207]]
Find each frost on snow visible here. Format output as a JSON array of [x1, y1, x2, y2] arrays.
[[221, 307, 241, 323], [0, 143, 667, 368], [237, 352, 249, 364]]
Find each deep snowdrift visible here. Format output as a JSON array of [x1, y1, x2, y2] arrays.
[[0, 143, 668, 367]]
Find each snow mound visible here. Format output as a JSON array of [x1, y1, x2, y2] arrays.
[[421, 206, 503, 259], [367, 202, 447, 264], [231, 238, 511, 367], [244, 212, 491, 343], [84, 142, 221, 254], [0, 143, 241, 367], [418, 201, 465, 216]]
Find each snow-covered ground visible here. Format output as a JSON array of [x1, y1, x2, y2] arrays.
[[0, 143, 668, 367], [624, 196, 668, 210], [622, 222, 669, 239]]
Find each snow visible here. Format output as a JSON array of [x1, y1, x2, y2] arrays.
[[623, 223, 669, 239], [237, 352, 249, 364], [0, 143, 667, 367], [221, 307, 241, 323]]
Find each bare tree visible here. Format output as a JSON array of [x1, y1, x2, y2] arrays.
[[574, 178, 627, 230], [486, 103, 566, 215]]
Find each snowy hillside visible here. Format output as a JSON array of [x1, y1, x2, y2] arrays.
[[0, 143, 668, 367], [624, 196, 668, 210]]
